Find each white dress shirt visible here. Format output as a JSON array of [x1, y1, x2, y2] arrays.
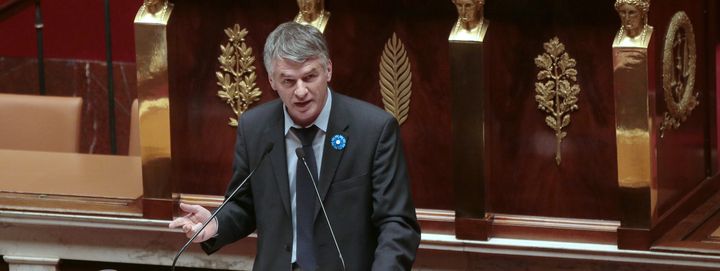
[[283, 89, 332, 263]]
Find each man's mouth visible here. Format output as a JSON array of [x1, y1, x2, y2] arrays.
[[295, 100, 311, 109]]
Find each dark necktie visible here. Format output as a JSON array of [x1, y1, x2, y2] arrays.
[[292, 125, 319, 270]]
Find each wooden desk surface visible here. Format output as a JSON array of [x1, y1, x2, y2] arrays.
[[0, 149, 143, 199]]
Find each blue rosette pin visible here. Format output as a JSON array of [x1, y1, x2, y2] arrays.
[[330, 134, 347, 150]]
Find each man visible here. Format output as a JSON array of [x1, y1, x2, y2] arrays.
[[169, 22, 421, 270]]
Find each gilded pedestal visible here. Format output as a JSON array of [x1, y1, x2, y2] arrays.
[[613, 27, 656, 250], [134, 1, 175, 219], [450, 16, 490, 240]]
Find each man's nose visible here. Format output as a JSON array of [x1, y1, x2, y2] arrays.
[[294, 82, 309, 96]]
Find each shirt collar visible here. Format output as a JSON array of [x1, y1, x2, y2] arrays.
[[284, 88, 332, 135]]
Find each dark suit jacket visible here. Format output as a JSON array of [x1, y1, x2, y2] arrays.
[[202, 91, 421, 270]]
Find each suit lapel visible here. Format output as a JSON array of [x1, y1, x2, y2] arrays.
[[266, 108, 291, 217], [315, 93, 349, 219]]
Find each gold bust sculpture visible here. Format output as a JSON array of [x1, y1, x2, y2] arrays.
[[613, 0, 653, 48], [143, 0, 167, 15], [449, 0, 488, 42], [294, 0, 330, 33], [136, 0, 171, 23]]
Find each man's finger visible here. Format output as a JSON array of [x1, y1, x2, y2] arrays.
[[192, 222, 204, 233], [179, 203, 204, 214], [183, 223, 195, 233], [168, 217, 192, 229]]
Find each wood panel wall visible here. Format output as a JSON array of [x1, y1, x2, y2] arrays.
[[164, 0, 718, 242], [652, 0, 716, 220], [167, 0, 457, 210], [482, 0, 620, 221]]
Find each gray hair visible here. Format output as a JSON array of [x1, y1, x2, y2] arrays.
[[263, 22, 330, 76]]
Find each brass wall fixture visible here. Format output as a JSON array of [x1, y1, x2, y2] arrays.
[[534, 37, 581, 165], [216, 24, 261, 127], [294, 0, 330, 33], [659, 11, 698, 137], [379, 33, 412, 126]]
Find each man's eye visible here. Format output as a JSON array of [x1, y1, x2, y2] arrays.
[[304, 74, 317, 81], [282, 79, 294, 86]]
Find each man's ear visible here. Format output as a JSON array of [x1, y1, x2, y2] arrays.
[[326, 60, 333, 82], [268, 75, 277, 92]]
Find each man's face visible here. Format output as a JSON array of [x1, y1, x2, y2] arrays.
[[269, 57, 331, 127], [617, 4, 643, 36], [454, 0, 482, 24]]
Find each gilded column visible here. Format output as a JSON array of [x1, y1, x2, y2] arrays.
[[449, 0, 491, 240], [612, 0, 656, 248], [134, 0, 174, 219]]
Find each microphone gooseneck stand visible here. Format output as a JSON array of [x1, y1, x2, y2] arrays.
[[170, 143, 274, 271], [295, 148, 346, 271]]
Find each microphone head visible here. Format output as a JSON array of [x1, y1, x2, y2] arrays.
[[263, 142, 274, 154], [295, 147, 305, 159]]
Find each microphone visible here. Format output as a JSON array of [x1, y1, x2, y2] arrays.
[[295, 148, 346, 271], [171, 142, 274, 271]]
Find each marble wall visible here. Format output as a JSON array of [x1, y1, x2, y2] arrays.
[[0, 57, 137, 155]]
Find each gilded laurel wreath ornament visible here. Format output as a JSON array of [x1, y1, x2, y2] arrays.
[[379, 33, 412, 126], [660, 11, 698, 137], [534, 37, 581, 165], [217, 24, 261, 127]]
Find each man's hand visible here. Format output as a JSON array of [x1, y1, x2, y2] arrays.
[[168, 203, 218, 243]]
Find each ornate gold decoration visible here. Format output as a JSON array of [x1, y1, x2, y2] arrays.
[[135, 0, 172, 23], [448, 0, 488, 42], [660, 11, 698, 137], [294, 0, 330, 33], [216, 24, 261, 127], [143, 0, 168, 15], [613, 0, 653, 48], [534, 37, 580, 165], [379, 33, 412, 126]]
